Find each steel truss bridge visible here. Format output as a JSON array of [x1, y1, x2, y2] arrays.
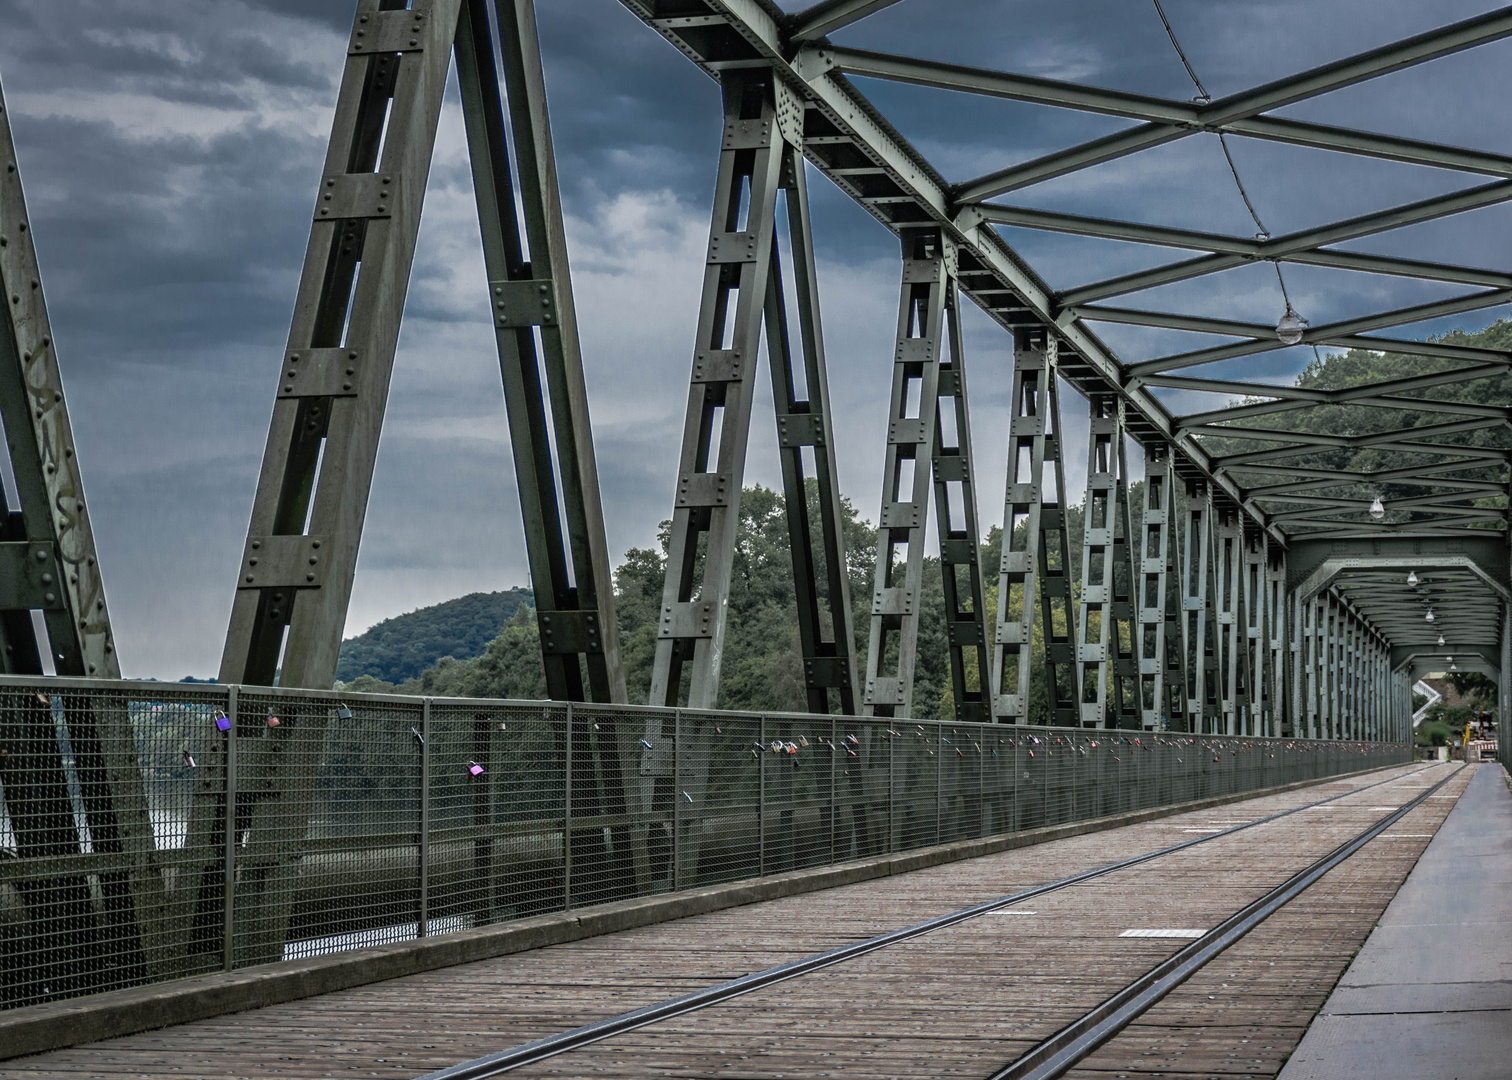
[[2, 0, 1511, 741]]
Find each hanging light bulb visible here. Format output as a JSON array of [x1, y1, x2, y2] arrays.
[[1276, 305, 1308, 345], [1450, 660, 1459, 672], [1407, 571, 1418, 587], [1425, 609, 1435, 622], [1369, 496, 1386, 520], [1437, 634, 1446, 646]]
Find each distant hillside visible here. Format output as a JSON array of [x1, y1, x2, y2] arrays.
[[335, 588, 533, 685]]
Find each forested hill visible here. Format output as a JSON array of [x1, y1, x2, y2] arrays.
[[335, 588, 533, 685]]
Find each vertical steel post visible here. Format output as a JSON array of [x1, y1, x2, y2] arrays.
[[220, 0, 465, 687], [1268, 548, 1288, 737], [221, 0, 624, 697], [1109, 418, 1139, 730], [1324, 594, 1338, 739], [863, 229, 947, 718], [864, 228, 987, 719], [1136, 444, 1180, 731], [1242, 530, 1266, 736], [992, 330, 1077, 723], [1180, 481, 1214, 733], [0, 73, 119, 678], [932, 277, 991, 723], [1075, 394, 1121, 728], [457, 0, 625, 702], [1212, 503, 1242, 735], [766, 145, 860, 715], [651, 71, 853, 714]]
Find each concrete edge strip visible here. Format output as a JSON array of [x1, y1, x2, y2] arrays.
[[0, 761, 1404, 1061]]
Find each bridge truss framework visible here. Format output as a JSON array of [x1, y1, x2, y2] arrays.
[[0, 0, 1506, 745]]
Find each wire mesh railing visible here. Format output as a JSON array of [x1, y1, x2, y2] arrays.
[[0, 675, 1409, 1011]]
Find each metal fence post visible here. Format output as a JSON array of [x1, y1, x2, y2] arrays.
[[887, 721, 896, 854], [672, 708, 681, 891], [935, 722, 943, 845], [419, 698, 430, 937], [829, 715, 837, 865], [222, 685, 238, 972], [563, 701, 573, 911], [758, 714, 765, 877]]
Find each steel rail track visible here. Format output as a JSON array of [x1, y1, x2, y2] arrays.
[[986, 762, 1466, 1080], [416, 761, 1440, 1079]]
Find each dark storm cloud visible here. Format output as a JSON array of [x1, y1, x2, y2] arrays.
[[0, 0, 1505, 676]]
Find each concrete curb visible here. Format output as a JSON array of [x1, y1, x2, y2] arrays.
[[0, 762, 1401, 1061]]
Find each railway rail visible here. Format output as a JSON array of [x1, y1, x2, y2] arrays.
[[419, 762, 1458, 1080]]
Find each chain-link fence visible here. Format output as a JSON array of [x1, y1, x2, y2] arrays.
[[0, 675, 1409, 1011]]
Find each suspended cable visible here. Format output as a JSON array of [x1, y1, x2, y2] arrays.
[[1150, 0, 1209, 102], [1149, 0, 1307, 346]]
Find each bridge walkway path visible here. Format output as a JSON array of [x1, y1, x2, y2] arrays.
[[0, 761, 1468, 1080]]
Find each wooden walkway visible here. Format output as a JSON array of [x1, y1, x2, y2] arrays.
[[0, 761, 1466, 1080]]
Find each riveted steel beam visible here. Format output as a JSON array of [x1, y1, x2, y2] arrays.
[[652, 69, 856, 713], [865, 228, 988, 719], [991, 330, 1078, 723], [1135, 444, 1184, 731], [1074, 394, 1137, 727], [220, 0, 624, 700], [0, 78, 117, 679]]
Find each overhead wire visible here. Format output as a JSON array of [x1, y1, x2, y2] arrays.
[[1149, 0, 1319, 360]]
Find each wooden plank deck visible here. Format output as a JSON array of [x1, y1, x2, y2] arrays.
[[0, 761, 1462, 1080]]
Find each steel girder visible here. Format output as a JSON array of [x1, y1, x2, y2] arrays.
[[0, 70, 175, 1001], [220, 0, 624, 697], [0, 76, 118, 679], [991, 330, 1077, 724], [1074, 394, 1137, 728], [862, 227, 989, 721], [1135, 444, 1184, 731], [651, 68, 857, 712]]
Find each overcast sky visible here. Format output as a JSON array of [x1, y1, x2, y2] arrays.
[[0, 0, 1507, 679]]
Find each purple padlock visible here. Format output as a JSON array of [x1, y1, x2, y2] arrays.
[[468, 760, 485, 777], [215, 715, 231, 733]]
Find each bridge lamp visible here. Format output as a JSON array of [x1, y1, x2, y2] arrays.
[[1276, 306, 1308, 345], [1369, 496, 1386, 520], [1407, 571, 1418, 587]]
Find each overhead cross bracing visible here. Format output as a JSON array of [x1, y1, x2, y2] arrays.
[[616, 0, 1512, 717]]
